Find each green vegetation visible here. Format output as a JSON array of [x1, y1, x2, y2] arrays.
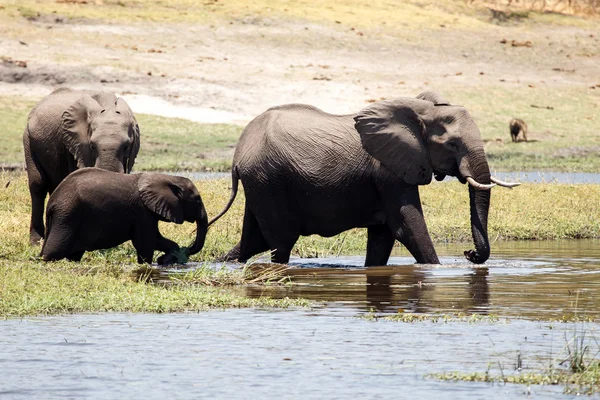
[[360, 311, 503, 323], [452, 85, 600, 172], [1, 171, 599, 316], [134, 114, 241, 172], [431, 323, 600, 394], [0, 95, 242, 171], [0, 260, 309, 317], [2, 88, 600, 172]]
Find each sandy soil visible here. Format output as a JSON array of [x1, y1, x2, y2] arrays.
[[0, 12, 598, 124]]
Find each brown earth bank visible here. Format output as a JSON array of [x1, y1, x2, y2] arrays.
[[0, 2, 598, 124]]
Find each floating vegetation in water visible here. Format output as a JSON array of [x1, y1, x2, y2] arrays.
[[431, 324, 600, 395], [359, 310, 502, 323]]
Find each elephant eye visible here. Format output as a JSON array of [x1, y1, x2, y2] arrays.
[[446, 141, 459, 151]]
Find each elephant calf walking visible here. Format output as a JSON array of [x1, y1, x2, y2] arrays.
[[41, 168, 208, 264]]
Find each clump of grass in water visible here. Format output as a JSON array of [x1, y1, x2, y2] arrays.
[[431, 324, 600, 395], [359, 310, 502, 323]]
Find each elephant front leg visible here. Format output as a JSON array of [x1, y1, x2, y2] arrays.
[[365, 225, 395, 267], [385, 186, 440, 264], [132, 224, 158, 264], [155, 231, 181, 265]]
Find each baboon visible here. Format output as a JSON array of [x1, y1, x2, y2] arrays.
[[509, 118, 528, 142]]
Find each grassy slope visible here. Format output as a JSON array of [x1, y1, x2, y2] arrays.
[[1, 89, 599, 172]]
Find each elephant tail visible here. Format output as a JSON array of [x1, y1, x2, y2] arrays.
[[207, 167, 239, 228]]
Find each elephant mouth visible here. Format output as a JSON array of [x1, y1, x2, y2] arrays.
[[434, 167, 464, 183]]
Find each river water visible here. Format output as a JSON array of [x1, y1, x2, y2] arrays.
[[2, 240, 600, 399]]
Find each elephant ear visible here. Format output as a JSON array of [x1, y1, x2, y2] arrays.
[[116, 97, 140, 173], [138, 174, 184, 224], [61, 95, 103, 168], [354, 99, 432, 185], [416, 90, 451, 106], [88, 91, 118, 110]]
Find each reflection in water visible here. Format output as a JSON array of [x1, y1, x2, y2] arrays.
[[245, 264, 491, 315], [468, 267, 489, 313], [241, 239, 600, 319]]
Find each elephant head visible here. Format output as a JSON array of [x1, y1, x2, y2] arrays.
[[138, 174, 208, 256], [354, 91, 519, 264], [61, 93, 140, 173]]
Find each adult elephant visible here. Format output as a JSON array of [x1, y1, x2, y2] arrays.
[[210, 91, 519, 266], [41, 168, 208, 265], [23, 87, 141, 244]]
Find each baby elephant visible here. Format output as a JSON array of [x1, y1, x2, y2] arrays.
[[509, 118, 528, 142], [41, 168, 208, 264]]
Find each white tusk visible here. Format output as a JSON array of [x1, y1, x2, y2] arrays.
[[466, 177, 496, 190], [491, 176, 521, 188]]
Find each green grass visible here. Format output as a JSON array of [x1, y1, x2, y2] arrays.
[[360, 311, 503, 323], [0, 260, 309, 317], [450, 85, 600, 172], [0, 95, 242, 171], [1, 171, 600, 317], [2, 89, 600, 172], [134, 114, 241, 172], [0, 96, 34, 166], [430, 322, 600, 394]]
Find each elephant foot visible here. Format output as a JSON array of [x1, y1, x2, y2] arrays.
[[157, 252, 177, 266], [157, 248, 190, 266], [29, 232, 43, 246], [464, 249, 486, 264]]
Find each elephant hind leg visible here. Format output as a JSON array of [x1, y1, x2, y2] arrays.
[[365, 225, 395, 267], [224, 205, 270, 263], [27, 172, 48, 245], [24, 133, 49, 245], [67, 251, 85, 262]]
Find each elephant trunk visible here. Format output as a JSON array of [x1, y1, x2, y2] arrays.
[[95, 156, 125, 174], [463, 149, 491, 264], [187, 205, 209, 256]]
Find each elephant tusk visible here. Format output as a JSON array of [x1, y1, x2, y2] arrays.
[[490, 176, 521, 188], [466, 177, 496, 190]]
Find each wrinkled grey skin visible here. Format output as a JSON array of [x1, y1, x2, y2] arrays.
[[41, 168, 208, 265], [23, 87, 141, 244], [210, 91, 493, 266]]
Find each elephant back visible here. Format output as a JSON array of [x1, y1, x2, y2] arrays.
[[234, 104, 373, 186]]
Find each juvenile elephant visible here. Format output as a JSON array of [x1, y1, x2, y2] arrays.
[[210, 91, 519, 266], [41, 168, 208, 265], [24, 87, 141, 244]]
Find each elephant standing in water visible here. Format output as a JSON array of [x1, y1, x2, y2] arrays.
[[23, 87, 140, 244], [41, 168, 208, 265], [210, 91, 519, 266]]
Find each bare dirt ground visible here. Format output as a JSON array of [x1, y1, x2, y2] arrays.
[[0, 7, 598, 124]]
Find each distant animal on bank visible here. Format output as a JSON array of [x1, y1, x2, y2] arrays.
[[509, 118, 528, 142], [209, 91, 520, 267], [23, 87, 141, 244], [41, 168, 208, 265]]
